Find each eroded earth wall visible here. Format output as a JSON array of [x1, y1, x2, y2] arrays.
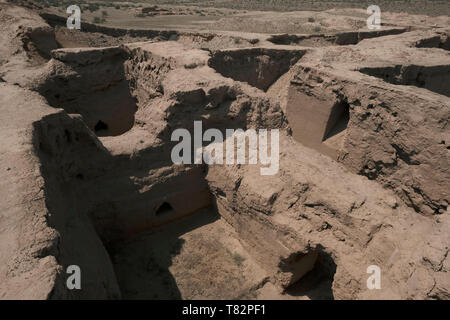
[[0, 2, 448, 299]]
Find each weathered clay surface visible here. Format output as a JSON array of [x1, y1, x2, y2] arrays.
[[0, 1, 448, 300]]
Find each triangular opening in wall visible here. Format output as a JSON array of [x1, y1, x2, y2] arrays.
[[322, 101, 350, 149], [156, 202, 174, 216]]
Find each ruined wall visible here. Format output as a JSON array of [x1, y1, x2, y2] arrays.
[[32, 112, 121, 299], [206, 133, 449, 299], [285, 64, 449, 216]]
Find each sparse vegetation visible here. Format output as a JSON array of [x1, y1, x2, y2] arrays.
[[233, 253, 245, 266], [92, 16, 106, 24], [226, 249, 245, 267], [28, 0, 450, 16], [3, 0, 449, 302], [87, 3, 100, 12]]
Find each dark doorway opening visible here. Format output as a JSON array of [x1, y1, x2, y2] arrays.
[[94, 120, 109, 133], [323, 101, 350, 142], [156, 202, 174, 216]]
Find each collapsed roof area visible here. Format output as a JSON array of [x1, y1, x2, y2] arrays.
[[0, 2, 448, 299]]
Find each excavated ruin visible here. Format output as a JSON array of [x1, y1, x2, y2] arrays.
[[359, 65, 450, 98], [267, 27, 409, 46], [0, 3, 449, 300], [415, 33, 450, 51]]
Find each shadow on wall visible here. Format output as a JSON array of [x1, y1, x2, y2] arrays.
[[287, 83, 350, 159], [32, 112, 121, 299], [110, 237, 185, 300], [21, 26, 60, 64], [32, 111, 213, 298], [208, 48, 306, 92]]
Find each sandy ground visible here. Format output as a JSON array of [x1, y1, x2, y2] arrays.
[[42, 1, 449, 33], [111, 208, 273, 299], [0, 0, 448, 300], [111, 206, 335, 300]]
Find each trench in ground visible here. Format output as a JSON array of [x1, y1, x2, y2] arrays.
[[90, 156, 336, 299], [23, 18, 175, 64], [208, 48, 306, 91], [103, 203, 338, 299], [415, 34, 450, 51], [36, 46, 143, 137], [37, 14, 261, 53], [35, 37, 280, 138], [104, 200, 337, 299], [208, 49, 352, 160], [40, 70, 138, 137], [35, 132, 336, 299], [267, 28, 408, 47], [109, 206, 270, 299]]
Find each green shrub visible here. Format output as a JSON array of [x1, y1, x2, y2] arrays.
[[232, 253, 245, 266], [226, 249, 245, 267], [88, 3, 100, 12]]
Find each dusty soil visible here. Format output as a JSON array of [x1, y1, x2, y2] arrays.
[[112, 208, 270, 300], [0, 0, 448, 300]]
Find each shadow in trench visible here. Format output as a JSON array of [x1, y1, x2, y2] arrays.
[[322, 101, 350, 143], [285, 251, 337, 300], [359, 65, 450, 98], [109, 207, 220, 300], [208, 48, 305, 92]]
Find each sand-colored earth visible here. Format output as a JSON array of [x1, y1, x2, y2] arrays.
[[0, 0, 448, 300]]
